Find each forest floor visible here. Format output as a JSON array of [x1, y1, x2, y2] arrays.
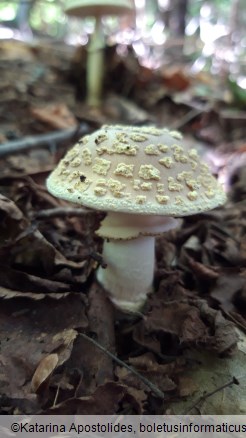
[[0, 39, 245, 415]]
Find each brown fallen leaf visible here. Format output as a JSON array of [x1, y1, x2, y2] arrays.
[[31, 103, 77, 130], [66, 305, 115, 397], [134, 301, 208, 351], [43, 382, 128, 414], [160, 65, 190, 92], [31, 354, 59, 393], [122, 386, 148, 414], [87, 284, 115, 385], [180, 255, 219, 295], [0, 193, 28, 242], [197, 300, 239, 355], [0, 40, 35, 61], [185, 255, 219, 282], [0, 224, 88, 287], [178, 375, 198, 397], [0, 264, 71, 294], [210, 271, 245, 313], [51, 329, 78, 365], [0, 286, 48, 300], [0, 295, 87, 405], [116, 354, 177, 394]]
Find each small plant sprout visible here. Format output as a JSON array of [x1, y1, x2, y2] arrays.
[[64, 0, 135, 107], [47, 125, 226, 312]]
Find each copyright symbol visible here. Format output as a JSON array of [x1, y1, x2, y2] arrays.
[[11, 423, 20, 433]]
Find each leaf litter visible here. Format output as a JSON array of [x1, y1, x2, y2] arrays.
[[0, 39, 245, 415]]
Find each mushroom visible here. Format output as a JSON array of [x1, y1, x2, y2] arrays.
[[47, 125, 227, 312], [65, 0, 135, 107]]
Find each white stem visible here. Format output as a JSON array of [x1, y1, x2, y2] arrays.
[[97, 236, 155, 312], [96, 212, 179, 313], [86, 18, 105, 107]]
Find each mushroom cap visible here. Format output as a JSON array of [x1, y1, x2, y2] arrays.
[[65, 0, 134, 17], [47, 125, 227, 217]]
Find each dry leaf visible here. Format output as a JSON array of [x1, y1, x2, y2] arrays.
[[160, 65, 190, 91], [31, 354, 59, 393], [31, 103, 77, 130], [43, 382, 128, 414]]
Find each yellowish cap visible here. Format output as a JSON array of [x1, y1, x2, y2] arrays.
[[47, 125, 227, 217], [64, 0, 134, 17]]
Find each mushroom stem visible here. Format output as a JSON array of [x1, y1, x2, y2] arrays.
[[96, 212, 179, 312], [87, 17, 105, 107], [97, 235, 155, 312]]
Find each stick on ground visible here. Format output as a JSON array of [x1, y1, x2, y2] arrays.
[[79, 332, 165, 400], [0, 123, 89, 157]]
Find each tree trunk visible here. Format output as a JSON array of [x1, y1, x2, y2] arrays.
[[169, 0, 188, 37], [16, 0, 35, 36]]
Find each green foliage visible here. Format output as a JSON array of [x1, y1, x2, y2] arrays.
[[30, 1, 65, 37], [228, 78, 246, 107], [0, 0, 66, 38], [188, 0, 232, 21], [0, 2, 18, 21]]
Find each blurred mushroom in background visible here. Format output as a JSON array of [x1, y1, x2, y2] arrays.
[[64, 0, 135, 107]]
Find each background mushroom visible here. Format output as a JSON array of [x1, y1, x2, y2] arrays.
[[47, 125, 227, 312], [65, 0, 135, 107]]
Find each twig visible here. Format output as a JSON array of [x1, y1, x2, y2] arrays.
[[184, 377, 239, 414], [53, 384, 60, 407], [79, 332, 165, 400], [34, 206, 95, 219], [170, 108, 204, 130], [0, 123, 89, 157], [89, 252, 108, 269]]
